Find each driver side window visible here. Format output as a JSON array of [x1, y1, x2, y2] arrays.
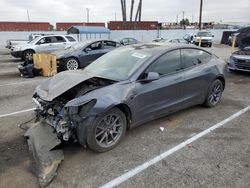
[[37, 37, 51, 44], [146, 50, 182, 76], [88, 42, 103, 50]]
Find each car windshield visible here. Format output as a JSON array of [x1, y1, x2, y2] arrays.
[[28, 36, 41, 44], [197, 32, 212, 37], [84, 47, 152, 81], [66, 41, 90, 50]]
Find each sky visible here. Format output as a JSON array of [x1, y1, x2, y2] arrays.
[[0, 0, 249, 25]]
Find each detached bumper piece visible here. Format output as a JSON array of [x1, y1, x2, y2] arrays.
[[24, 122, 64, 187]]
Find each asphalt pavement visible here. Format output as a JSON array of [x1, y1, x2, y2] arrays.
[[0, 45, 249, 188]]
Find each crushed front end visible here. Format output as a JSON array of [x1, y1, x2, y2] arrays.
[[24, 76, 113, 187]]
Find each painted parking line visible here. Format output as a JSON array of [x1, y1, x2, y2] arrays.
[[0, 108, 35, 118], [100, 104, 250, 188], [0, 70, 18, 74], [0, 79, 42, 87]]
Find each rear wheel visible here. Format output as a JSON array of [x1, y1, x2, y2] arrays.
[[87, 108, 127, 152], [64, 58, 79, 70], [204, 79, 223, 107]]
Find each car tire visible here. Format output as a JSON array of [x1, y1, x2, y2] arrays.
[[87, 108, 127, 152], [64, 58, 79, 70], [22, 50, 34, 61], [204, 79, 223, 107]]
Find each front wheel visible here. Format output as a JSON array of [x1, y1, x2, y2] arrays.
[[204, 79, 223, 107], [64, 58, 79, 70], [22, 50, 34, 61], [87, 108, 127, 152]]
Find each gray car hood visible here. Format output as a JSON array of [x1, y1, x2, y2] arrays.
[[35, 70, 94, 101]]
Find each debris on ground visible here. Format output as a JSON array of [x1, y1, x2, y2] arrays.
[[24, 122, 64, 187], [159, 127, 165, 132]]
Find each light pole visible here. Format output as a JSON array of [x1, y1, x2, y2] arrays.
[[86, 8, 90, 23], [199, 0, 203, 30]]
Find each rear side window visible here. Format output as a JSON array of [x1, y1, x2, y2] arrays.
[[51, 36, 66, 43], [146, 50, 181, 75], [181, 49, 211, 68], [103, 41, 117, 48], [121, 38, 129, 44], [66, 36, 76, 42]]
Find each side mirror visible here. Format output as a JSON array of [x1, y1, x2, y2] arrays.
[[84, 48, 91, 53], [194, 35, 197, 37], [140, 72, 160, 83], [212, 35, 214, 37]]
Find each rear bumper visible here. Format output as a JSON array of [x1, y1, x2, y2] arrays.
[[10, 50, 23, 58]]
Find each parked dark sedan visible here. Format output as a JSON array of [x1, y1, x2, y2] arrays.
[[55, 40, 120, 71], [27, 43, 226, 185], [31, 43, 226, 152]]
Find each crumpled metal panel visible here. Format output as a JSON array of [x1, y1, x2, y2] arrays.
[[36, 70, 94, 101], [24, 122, 64, 187]]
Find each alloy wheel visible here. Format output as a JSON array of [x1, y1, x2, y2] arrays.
[[95, 114, 124, 148], [208, 83, 222, 105], [66, 59, 79, 70], [25, 52, 33, 61]]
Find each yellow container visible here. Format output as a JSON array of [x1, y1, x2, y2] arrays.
[[33, 54, 57, 77]]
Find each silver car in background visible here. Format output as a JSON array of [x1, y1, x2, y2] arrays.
[[10, 35, 77, 60]]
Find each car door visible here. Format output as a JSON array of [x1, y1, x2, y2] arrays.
[[130, 49, 187, 124], [79, 41, 105, 65], [181, 48, 214, 104], [50, 36, 67, 51], [35, 36, 54, 53]]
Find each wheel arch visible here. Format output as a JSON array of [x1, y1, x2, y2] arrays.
[[67, 56, 80, 62], [114, 103, 132, 130], [23, 48, 36, 53], [215, 75, 225, 90]]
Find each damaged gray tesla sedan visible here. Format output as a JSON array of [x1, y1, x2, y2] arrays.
[[26, 43, 226, 186]]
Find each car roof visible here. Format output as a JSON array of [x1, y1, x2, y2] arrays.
[[124, 43, 199, 54]]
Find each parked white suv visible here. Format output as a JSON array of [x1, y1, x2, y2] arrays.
[[10, 35, 77, 60], [193, 31, 214, 47]]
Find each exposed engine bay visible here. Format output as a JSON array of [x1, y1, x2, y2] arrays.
[[33, 77, 115, 144], [233, 48, 250, 55], [26, 77, 115, 187]]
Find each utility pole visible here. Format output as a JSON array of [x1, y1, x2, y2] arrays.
[[138, 0, 142, 22], [123, 0, 127, 21], [192, 14, 194, 24], [130, 0, 134, 22], [26, 10, 30, 31], [26, 10, 30, 22], [176, 14, 179, 24], [182, 11, 185, 23], [86, 8, 90, 23], [199, 0, 203, 30]]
